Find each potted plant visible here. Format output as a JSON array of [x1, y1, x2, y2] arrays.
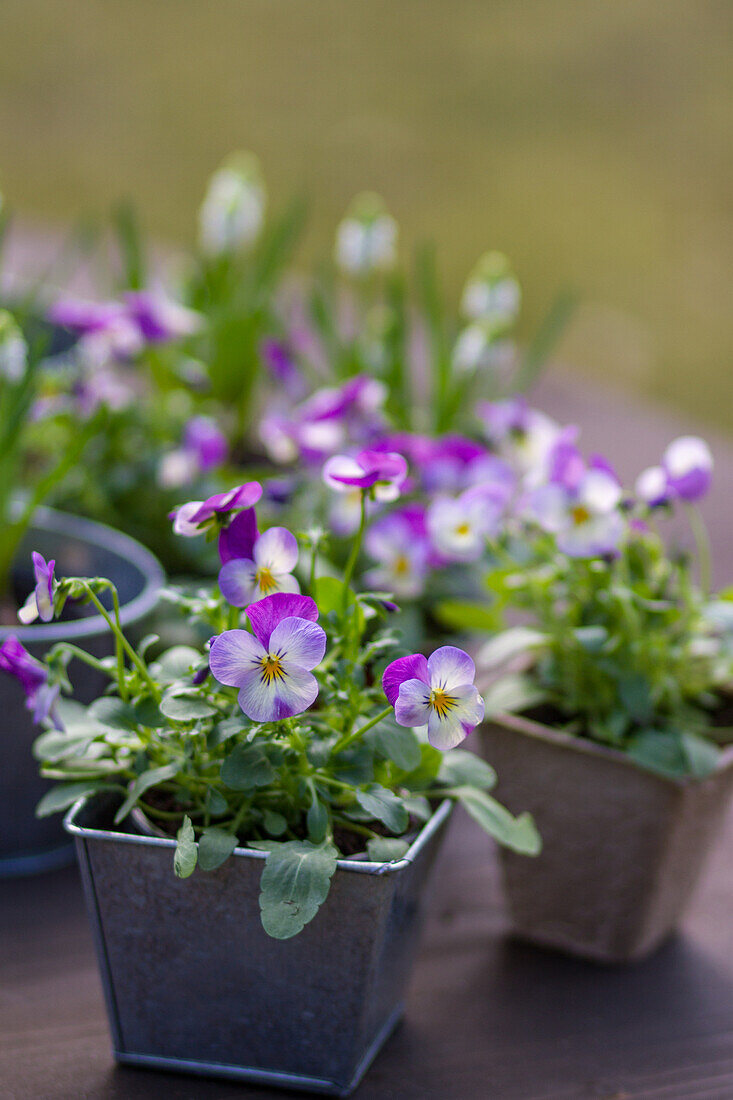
[[474, 431, 733, 962], [9, 473, 539, 1094], [0, 308, 164, 874]]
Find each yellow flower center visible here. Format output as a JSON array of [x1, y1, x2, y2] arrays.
[[259, 654, 286, 685], [454, 522, 471, 536], [394, 554, 411, 576], [571, 505, 591, 526], [429, 688, 457, 719], [255, 566, 278, 594]]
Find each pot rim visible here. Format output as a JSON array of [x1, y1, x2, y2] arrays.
[[485, 709, 733, 787], [64, 795, 453, 877], [0, 506, 165, 644]]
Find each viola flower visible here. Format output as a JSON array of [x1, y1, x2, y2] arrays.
[[198, 153, 267, 255], [323, 450, 408, 503], [261, 338, 306, 400], [0, 636, 61, 726], [218, 508, 259, 565], [0, 310, 28, 382], [635, 465, 670, 508], [219, 527, 300, 606], [427, 483, 509, 563], [48, 299, 144, 364], [364, 511, 430, 598], [662, 436, 713, 502], [123, 291, 202, 344], [335, 193, 397, 277], [460, 251, 521, 328], [477, 397, 564, 487], [383, 646, 485, 751], [523, 466, 625, 558], [172, 482, 263, 537], [18, 553, 56, 625], [158, 416, 228, 489], [209, 593, 326, 723]]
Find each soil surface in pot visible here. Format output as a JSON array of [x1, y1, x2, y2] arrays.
[[130, 786, 422, 859]]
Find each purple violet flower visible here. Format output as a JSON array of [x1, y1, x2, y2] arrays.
[[123, 291, 202, 343], [18, 553, 56, 625], [522, 466, 625, 558], [364, 511, 430, 598], [209, 593, 326, 722], [383, 646, 485, 750], [172, 482, 263, 537], [219, 527, 300, 606], [183, 416, 228, 472], [261, 338, 306, 399], [323, 450, 408, 502], [0, 636, 61, 726], [218, 508, 260, 565], [662, 436, 713, 502], [427, 483, 509, 563]]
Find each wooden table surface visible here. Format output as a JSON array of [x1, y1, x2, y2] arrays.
[[2, 373, 733, 1100]]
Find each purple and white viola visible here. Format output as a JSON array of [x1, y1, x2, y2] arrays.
[[209, 593, 326, 723], [383, 646, 485, 751], [219, 526, 300, 606], [171, 482, 263, 538], [18, 553, 56, 625], [364, 510, 431, 598], [0, 636, 61, 726], [323, 449, 408, 503]]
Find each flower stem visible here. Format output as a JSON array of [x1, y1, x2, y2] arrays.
[[82, 583, 160, 700], [684, 503, 712, 596], [331, 704, 393, 755], [341, 491, 367, 620]]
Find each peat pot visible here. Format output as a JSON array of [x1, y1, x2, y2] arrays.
[[481, 711, 733, 964], [0, 508, 164, 876], [65, 795, 453, 1097]]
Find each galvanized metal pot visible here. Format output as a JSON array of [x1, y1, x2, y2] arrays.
[[65, 795, 452, 1096], [481, 712, 733, 964], [0, 508, 164, 877]]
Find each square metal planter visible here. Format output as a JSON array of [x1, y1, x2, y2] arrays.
[[481, 712, 733, 963], [65, 795, 452, 1096]]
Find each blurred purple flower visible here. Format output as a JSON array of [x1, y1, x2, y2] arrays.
[[0, 636, 61, 726], [323, 450, 408, 502], [364, 510, 430, 598], [172, 482, 263, 537], [663, 436, 713, 502], [18, 553, 55, 625]]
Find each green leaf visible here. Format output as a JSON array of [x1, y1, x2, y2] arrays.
[[455, 787, 542, 855], [35, 781, 104, 818], [483, 674, 546, 717], [307, 798, 329, 844], [681, 732, 720, 779], [114, 762, 180, 823], [263, 810, 288, 837], [398, 742, 443, 787], [33, 727, 101, 763], [220, 744, 275, 790], [174, 816, 197, 878], [134, 698, 166, 728], [434, 599, 503, 633], [617, 674, 654, 724], [476, 627, 547, 670], [53, 698, 97, 730], [573, 626, 608, 652], [366, 837, 410, 862], [367, 718, 422, 771], [259, 840, 338, 939], [151, 646, 202, 684], [205, 788, 228, 816], [160, 691, 217, 722], [438, 749, 497, 790], [355, 785, 409, 834], [208, 717, 245, 748], [627, 729, 688, 778], [88, 697, 139, 731], [198, 827, 238, 871]]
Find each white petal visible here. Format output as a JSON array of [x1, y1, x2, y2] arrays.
[[268, 617, 326, 671], [427, 646, 476, 692], [209, 630, 265, 687], [426, 685, 485, 750], [237, 663, 318, 723], [254, 527, 299, 573]]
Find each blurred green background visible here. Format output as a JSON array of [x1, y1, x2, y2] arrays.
[[1, 0, 731, 427]]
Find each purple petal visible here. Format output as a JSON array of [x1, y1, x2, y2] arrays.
[[246, 593, 319, 649], [237, 663, 318, 723], [183, 416, 228, 470], [426, 685, 484, 750], [427, 646, 476, 692], [254, 526, 299, 573], [218, 507, 259, 564], [209, 630, 265, 688], [173, 500, 206, 537], [190, 482, 263, 524], [323, 454, 369, 491], [394, 678, 432, 728], [382, 653, 429, 706], [268, 617, 326, 671], [218, 559, 257, 608]]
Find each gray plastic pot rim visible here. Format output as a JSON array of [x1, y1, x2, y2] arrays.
[[0, 505, 165, 644], [486, 709, 733, 786], [65, 795, 453, 877]]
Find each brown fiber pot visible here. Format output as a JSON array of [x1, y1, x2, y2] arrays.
[[480, 711, 733, 964]]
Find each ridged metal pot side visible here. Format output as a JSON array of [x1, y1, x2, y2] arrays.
[[65, 795, 453, 1096], [0, 508, 164, 876], [480, 711, 733, 964]]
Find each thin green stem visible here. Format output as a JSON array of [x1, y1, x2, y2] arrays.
[[684, 503, 712, 597], [82, 584, 160, 699], [341, 491, 367, 620], [331, 704, 393, 755]]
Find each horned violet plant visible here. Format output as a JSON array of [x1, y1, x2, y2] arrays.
[[2, 477, 539, 938]]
